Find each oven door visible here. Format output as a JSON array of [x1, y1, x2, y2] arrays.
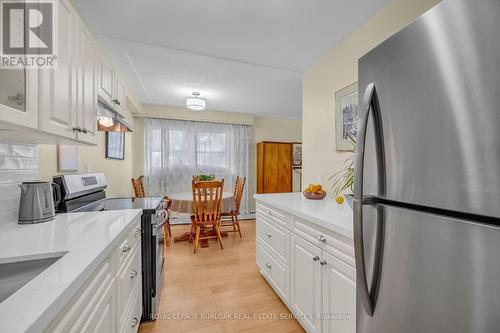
[[151, 209, 165, 315]]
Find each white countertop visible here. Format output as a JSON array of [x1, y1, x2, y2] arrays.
[[0, 209, 142, 333], [254, 192, 354, 238]]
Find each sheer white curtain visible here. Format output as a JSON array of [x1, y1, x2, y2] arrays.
[[144, 118, 251, 214]]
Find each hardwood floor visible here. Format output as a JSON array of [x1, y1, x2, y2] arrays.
[[139, 220, 305, 333]]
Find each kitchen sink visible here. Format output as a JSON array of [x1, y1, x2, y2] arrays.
[[0, 254, 65, 303]]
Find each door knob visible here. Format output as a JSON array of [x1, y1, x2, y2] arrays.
[[266, 262, 272, 269], [320, 260, 327, 266], [312, 256, 320, 262]]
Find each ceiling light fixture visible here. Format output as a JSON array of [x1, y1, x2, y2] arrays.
[[186, 92, 206, 111]]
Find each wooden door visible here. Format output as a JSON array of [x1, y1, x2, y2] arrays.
[[38, 0, 77, 140], [321, 251, 356, 333], [290, 234, 322, 333]]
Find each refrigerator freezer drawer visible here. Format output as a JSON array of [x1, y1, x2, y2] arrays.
[[357, 204, 500, 333]]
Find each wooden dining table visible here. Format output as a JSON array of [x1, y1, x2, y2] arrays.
[[169, 191, 236, 247]]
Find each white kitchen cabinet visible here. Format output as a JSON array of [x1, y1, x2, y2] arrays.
[[44, 219, 142, 333], [76, 25, 98, 144], [114, 77, 127, 116], [321, 251, 356, 333], [255, 198, 356, 333], [39, 0, 78, 140], [290, 235, 322, 333], [80, 277, 116, 333], [0, 68, 38, 130], [98, 57, 114, 107], [98, 57, 127, 117]]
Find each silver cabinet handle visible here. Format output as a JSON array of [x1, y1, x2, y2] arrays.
[[265, 232, 272, 238], [131, 269, 138, 279], [320, 260, 327, 266], [316, 235, 326, 242], [80, 128, 88, 134], [72, 126, 81, 132], [265, 262, 272, 269], [122, 244, 131, 253], [131, 317, 139, 327], [312, 256, 320, 262]]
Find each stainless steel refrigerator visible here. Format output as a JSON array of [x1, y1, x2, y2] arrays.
[[354, 0, 500, 332]]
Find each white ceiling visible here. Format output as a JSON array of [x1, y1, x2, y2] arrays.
[[73, 0, 390, 118]]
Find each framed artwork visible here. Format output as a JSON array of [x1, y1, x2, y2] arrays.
[[57, 145, 79, 172], [335, 82, 359, 151], [105, 132, 125, 160]]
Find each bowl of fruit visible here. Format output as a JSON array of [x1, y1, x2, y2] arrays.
[[303, 184, 326, 200]]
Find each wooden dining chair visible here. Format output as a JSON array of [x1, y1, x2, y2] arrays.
[[131, 176, 145, 197], [190, 179, 225, 254], [131, 176, 173, 246], [221, 176, 245, 238]]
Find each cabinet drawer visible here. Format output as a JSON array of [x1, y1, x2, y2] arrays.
[[293, 216, 355, 267], [256, 202, 290, 229], [256, 215, 289, 265], [128, 220, 141, 249], [117, 243, 142, 322], [113, 219, 141, 270], [256, 241, 289, 302]]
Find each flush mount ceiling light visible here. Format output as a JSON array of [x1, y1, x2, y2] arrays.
[[186, 92, 206, 111]]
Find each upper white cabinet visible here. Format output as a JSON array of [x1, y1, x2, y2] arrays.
[[77, 25, 98, 145], [98, 57, 114, 107], [98, 57, 127, 117], [0, 0, 129, 145], [39, 0, 78, 140], [0, 68, 38, 130], [114, 77, 127, 116]]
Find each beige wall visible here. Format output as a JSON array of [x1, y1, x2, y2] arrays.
[[302, 0, 440, 193], [132, 105, 302, 211], [38, 111, 136, 198]]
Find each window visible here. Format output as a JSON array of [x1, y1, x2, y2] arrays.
[[196, 132, 228, 169]]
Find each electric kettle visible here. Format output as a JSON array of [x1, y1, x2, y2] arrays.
[[18, 181, 61, 224]]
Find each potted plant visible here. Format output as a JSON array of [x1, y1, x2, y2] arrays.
[[329, 132, 355, 205]]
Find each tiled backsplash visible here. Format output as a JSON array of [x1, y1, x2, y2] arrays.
[[0, 142, 38, 224]]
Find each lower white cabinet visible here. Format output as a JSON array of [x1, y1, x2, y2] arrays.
[[256, 201, 356, 333], [45, 218, 142, 333], [321, 251, 356, 333], [290, 235, 322, 333]]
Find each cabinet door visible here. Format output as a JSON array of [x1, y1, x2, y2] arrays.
[[77, 26, 97, 145], [321, 251, 356, 333], [81, 278, 116, 333], [0, 68, 38, 129], [39, 0, 77, 139], [290, 235, 322, 333], [114, 78, 127, 116], [98, 57, 114, 106]]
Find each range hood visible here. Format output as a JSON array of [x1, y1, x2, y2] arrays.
[[97, 100, 133, 132]]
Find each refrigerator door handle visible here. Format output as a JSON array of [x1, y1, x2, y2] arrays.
[[353, 83, 386, 316]]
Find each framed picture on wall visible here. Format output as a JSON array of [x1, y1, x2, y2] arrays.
[[105, 132, 125, 160], [335, 82, 359, 151]]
